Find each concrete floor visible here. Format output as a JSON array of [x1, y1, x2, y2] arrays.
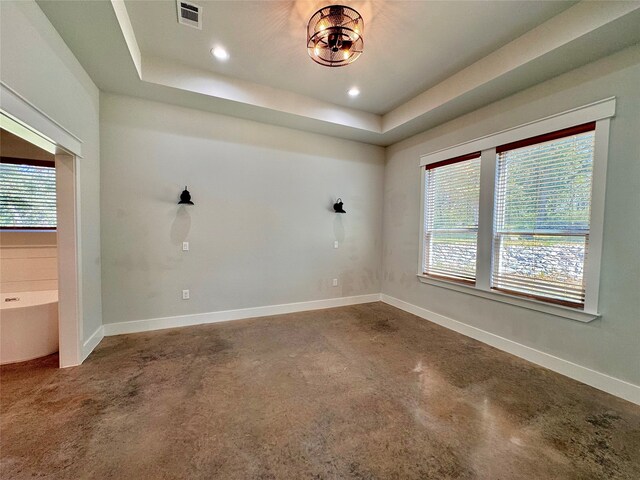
[[1, 302, 639, 479]]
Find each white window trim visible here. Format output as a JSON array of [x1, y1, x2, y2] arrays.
[[417, 97, 615, 323]]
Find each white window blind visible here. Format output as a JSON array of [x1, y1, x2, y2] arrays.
[[492, 123, 595, 308], [423, 153, 481, 284], [0, 159, 57, 229]]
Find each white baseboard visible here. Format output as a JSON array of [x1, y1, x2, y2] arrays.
[[93, 291, 639, 405], [380, 294, 640, 406], [82, 325, 104, 362], [103, 294, 381, 337]]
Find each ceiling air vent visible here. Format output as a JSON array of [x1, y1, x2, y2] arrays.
[[176, 1, 202, 29]]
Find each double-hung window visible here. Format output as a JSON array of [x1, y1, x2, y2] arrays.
[[423, 153, 481, 284], [492, 124, 594, 308], [419, 98, 614, 321], [0, 158, 57, 230]]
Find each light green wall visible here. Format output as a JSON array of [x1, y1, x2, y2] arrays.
[[100, 94, 384, 324], [382, 45, 640, 386]]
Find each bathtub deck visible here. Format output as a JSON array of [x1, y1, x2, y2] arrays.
[[1, 302, 640, 479]]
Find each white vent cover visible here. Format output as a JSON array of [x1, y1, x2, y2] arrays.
[[176, 1, 202, 29]]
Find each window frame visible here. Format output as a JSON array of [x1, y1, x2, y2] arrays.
[[0, 156, 57, 231], [417, 97, 615, 322]]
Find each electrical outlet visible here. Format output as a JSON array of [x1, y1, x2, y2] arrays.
[[182, 289, 190, 300], [334, 241, 339, 249], [332, 278, 338, 287], [182, 242, 189, 251]]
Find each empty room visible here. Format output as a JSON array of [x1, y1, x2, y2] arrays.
[[1, 1, 639, 478]]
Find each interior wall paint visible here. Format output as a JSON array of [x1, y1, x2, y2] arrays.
[[382, 44, 640, 388], [0, 1, 102, 344], [100, 93, 384, 325]]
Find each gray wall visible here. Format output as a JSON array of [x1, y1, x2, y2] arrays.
[[382, 44, 640, 386], [100, 94, 384, 324], [0, 1, 102, 342]]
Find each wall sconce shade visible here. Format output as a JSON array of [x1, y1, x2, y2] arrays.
[[178, 186, 194, 205], [307, 5, 364, 67], [333, 198, 346, 213]]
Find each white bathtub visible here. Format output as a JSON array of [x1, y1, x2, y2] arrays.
[[0, 290, 58, 364]]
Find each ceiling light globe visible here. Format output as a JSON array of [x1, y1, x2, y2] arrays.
[[348, 87, 360, 97]]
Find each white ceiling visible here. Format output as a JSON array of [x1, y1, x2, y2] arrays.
[[36, 1, 640, 146], [124, 0, 575, 115]]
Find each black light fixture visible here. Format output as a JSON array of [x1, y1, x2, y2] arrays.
[[178, 186, 194, 205], [307, 5, 364, 67], [333, 198, 346, 213]]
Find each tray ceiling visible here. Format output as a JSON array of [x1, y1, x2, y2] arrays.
[[37, 0, 640, 145]]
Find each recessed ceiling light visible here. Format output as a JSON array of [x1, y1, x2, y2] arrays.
[[211, 46, 229, 61], [348, 87, 360, 97]]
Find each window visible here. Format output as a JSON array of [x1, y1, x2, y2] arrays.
[[423, 153, 481, 284], [492, 124, 594, 308], [0, 158, 56, 229], [418, 98, 614, 321]]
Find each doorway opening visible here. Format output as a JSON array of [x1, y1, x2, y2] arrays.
[[0, 109, 81, 368]]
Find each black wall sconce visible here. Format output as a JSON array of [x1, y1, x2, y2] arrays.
[[178, 186, 194, 205], [333, 198, 346, 213]]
